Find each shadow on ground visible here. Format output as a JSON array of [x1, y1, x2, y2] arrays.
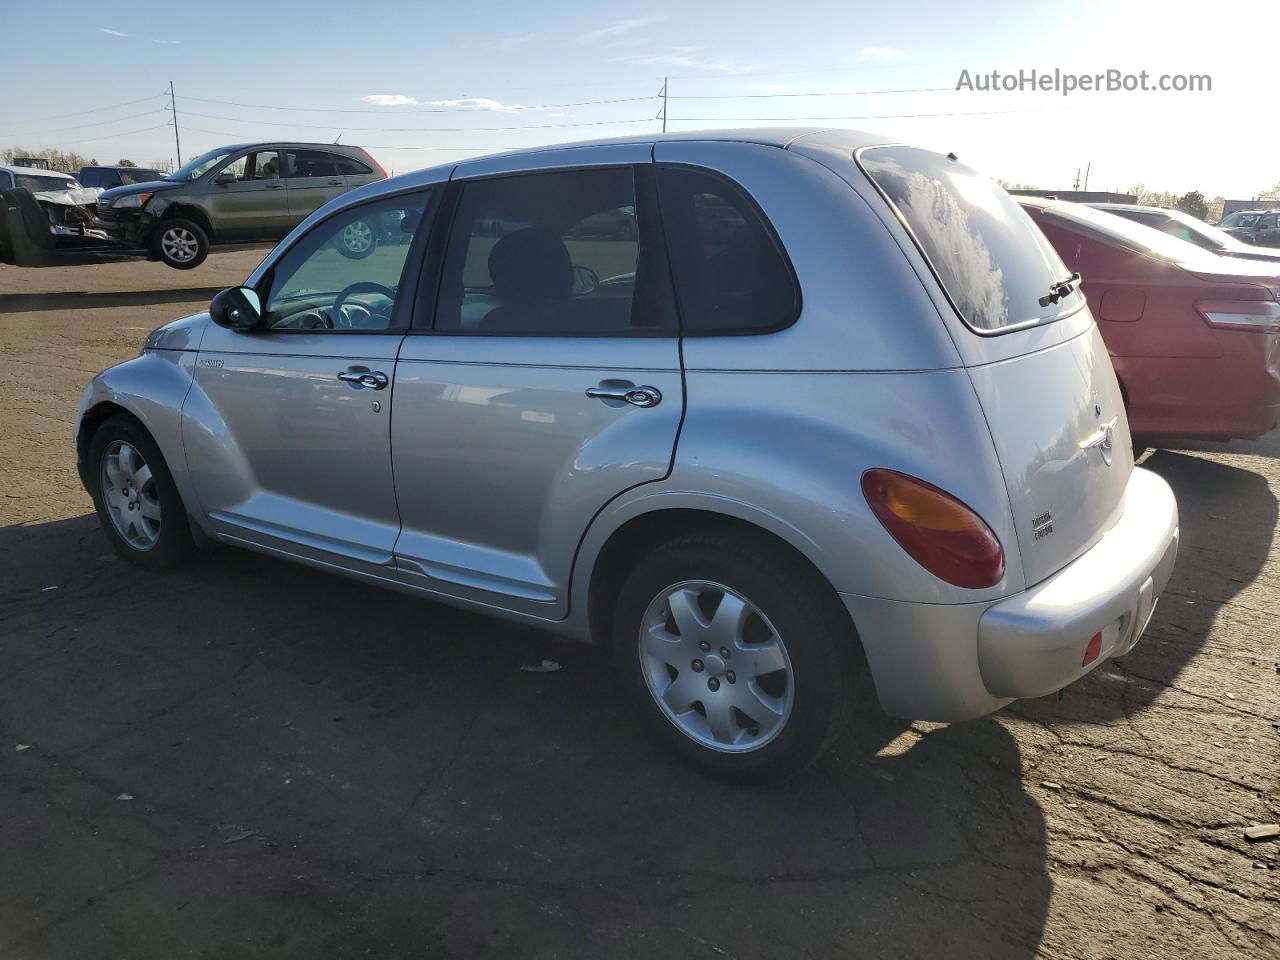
[[0, 288, 225, 313], [1015, 448, 1276, 725], [0, 514, 1050, 958]]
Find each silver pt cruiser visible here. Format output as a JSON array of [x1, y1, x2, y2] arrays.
[[76, 129, 1180, 780]]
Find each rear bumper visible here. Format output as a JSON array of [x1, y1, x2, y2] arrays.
[[977, 467, 1178, 699], [841, 467, 1179, 721]]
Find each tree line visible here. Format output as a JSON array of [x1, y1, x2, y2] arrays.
[[1, 146, 171, 174]]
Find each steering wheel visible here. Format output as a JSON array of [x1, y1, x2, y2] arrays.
[[330, 281, 396, 328]]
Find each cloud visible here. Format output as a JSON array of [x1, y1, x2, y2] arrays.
[[426, 97, 535, 112], [578, 17, 661, 46], [362, 94, 419, 106], [857, 46, 908, 61], [616, 46, 761, 73], [98, 27, 181, 43]]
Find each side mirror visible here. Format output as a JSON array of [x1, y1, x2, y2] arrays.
[[213, 172, 237, 185], [210, 286, 262, 331]]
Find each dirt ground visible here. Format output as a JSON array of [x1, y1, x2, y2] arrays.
[[0, 250, 1277, 959]]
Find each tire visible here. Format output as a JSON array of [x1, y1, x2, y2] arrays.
[[612, 530, 859, 782], [152, 218, 208, 270], [336, 219, 377, 259], [88, 415, 193, 570]]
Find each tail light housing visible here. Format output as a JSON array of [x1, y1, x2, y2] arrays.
[[861, 469, 1005, 589], [367, 153, 389, 179], [1195, 300, 1280, 332]]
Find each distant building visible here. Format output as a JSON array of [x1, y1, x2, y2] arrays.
[[1221, 198, 1279, 217], [1007, 188, 1137, 204]]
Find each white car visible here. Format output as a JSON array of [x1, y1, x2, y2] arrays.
[[0, 165, 107, 246]]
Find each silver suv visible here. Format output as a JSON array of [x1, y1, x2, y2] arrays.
[[76, 129, 1179, 780]]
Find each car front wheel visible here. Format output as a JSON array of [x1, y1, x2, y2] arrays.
[[89, 416, 193, 569], [152, 218, 209, 269], [613, 530, 859, 781]]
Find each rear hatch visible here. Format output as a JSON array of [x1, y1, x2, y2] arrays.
[[858, 146, 1132, 586]]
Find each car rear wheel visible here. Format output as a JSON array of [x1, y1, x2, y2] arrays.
[[153, 218, 209, 269], [89, 416, 193, 569], [337, 219, 376, 259], [613, 530, 859, 781]]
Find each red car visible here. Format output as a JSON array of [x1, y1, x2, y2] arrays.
[[1019, 198, 1280, 443]]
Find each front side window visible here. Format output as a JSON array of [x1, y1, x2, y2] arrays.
[[859, 145, 1083, 333], [284, 149, 337, 179], [657, 165, 797, 334], [263, 190, 431, 331], [436, 167, 657, 335]]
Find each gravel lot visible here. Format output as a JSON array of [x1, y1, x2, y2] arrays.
[[1, 250, 1277, 959]]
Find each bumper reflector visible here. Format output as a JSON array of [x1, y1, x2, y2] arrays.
[[1082, 631, 1103, 667]]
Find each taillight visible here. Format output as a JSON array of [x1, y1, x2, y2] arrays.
[[861, 469, 1005, 589], [1195, 300, 1280, 332], [367, 153, 389, 179]]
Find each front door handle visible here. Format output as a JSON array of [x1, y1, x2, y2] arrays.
[[585, 382, 662, 408], [338, 369, 389, 390], [327, 179, 345, 186]]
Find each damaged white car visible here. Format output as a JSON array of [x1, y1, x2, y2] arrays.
[[0, 166, 108, 246]]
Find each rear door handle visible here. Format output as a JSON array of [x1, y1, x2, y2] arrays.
[[338, 368, 389, 390], [327, 179, 345, 186], [264, 182, 284, 189], [585, 382, 662, 408]]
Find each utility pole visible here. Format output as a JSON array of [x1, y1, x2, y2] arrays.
[[661, 77, 668, 133], [1072, 167, 1081, 190], [169, 80, 182, 167], [1083, 161, 1091, 192]]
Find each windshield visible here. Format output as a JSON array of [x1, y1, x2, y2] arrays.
[[121, 168, 163, 185], [15, 174, 80, 192], [1220, 212, 1260, 228], [165, 149, 232, 182], [858, 145, 1082, 332]]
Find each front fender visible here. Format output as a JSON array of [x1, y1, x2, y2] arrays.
[[76, 349, 202, 520]]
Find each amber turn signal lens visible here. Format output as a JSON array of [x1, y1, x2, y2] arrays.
[[861, 469, 1005, 589]]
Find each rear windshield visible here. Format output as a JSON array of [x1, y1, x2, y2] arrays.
[[858, 145, 1082, 333], [1045, 201, 1221, 264]]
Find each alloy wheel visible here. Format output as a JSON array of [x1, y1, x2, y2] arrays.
[[343, 221, 373, 253], [160, 227, 198, 263], [100, 440, 162, 551], [638, 580, 794, 752]]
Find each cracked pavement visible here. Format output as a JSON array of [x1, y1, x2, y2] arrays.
[[1, 252, 1277, 958]]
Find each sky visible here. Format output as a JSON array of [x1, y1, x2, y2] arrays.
[[2, 0, 1277, 198]]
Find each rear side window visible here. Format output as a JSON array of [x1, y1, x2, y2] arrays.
[[657, 165, 797, 334], [436, 166, 671, 335], [285, 150, 337, 178], [859, 146, 1082, 333], [332, 154, 373, 176]]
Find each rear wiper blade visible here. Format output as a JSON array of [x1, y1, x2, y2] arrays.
[[1038, 272, 1081, 307]]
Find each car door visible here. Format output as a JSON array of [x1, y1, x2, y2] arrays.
[[391, 146, 683, 618], [1256, 213, 1280, 247], [203, 150, 290, 240], [282, 149, 344, 225], [183, 185, 439, 578]]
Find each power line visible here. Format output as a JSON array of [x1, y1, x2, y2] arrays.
[[668, 107, 1050, 122], [179, 109, 657, 133], [670, 86, 954, 99], [6, 108, 170, 137], [67, 123, 175, 145], [4, 92, 167, 125], [179, 93, 659, 114], [178, 123, 521, 151]]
